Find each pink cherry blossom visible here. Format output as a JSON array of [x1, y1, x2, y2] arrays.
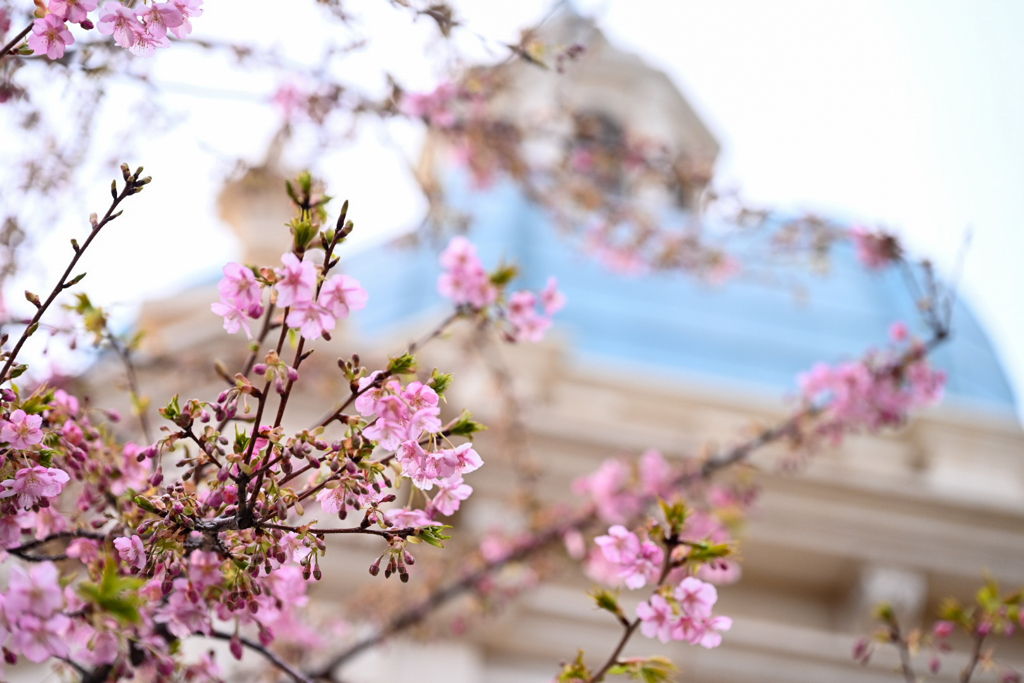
[[693, 615, 732, 648], [448, 443, 483, 475], [386, 507, 438, 529], [0, 510, 34, 547], [675, 577, 717, 618], [437, 237, 497, 308], [541, 276, 566, 315], [318, 273, 368, 319], [272, 83, 309, 120], [154, 579, 212, 639], [276, 532, 312, 565], [573, 459, 641, 523], [1, 409, 44, 449], [167, 0, 202, 39], [638, 449, 673, 498], [211, 297, 253, 338], [889, 321, 909, 343], [49, 0, 98, 24], [636, 594, 676, 643], [274, 253, 317, 308], [286, 300, 336, 340], [52, 389, 79, 415], [28, 15, 74, 60], [97, 1, 144, 48], [217, 262, 261, 309], [850, 226, 901, 269], [402, 382, 439, 410], [595, 525, 640, 565], [12, 613, 71, 662], [6, 562, 64, 616], [401, 82, 458, 128], [355, 371, 401, 416], [113, 534, 147, 571], [135, 2, 183, 39], [316, 486, 347, 515], [431, 476, 472, 516], [0, 466, 70, 508], [189, 550, 225, 589], [622, 540, 663, 589], [511, 312, 552, 342], [66, 538, 100, 562]]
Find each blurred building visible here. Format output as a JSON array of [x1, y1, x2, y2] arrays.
[[116, 7, 1024, 683]]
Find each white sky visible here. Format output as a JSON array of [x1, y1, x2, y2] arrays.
[[6, 1, 1023, 422]]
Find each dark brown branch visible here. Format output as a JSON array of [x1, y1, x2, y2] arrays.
[[960, 631, 987, 683], [1, 169, 146, 384], [208, 630, 316, 683], [0, 23, 32, 60]]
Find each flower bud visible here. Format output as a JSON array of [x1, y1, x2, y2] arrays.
[[229, 636, 243, 661]]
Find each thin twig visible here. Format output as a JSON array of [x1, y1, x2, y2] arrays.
[[1, 170, 144, 383], [208, 630, 316, 683], [0, 23, 32, 60]]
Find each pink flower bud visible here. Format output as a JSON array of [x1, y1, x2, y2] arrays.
[[229, 636, 243, 661]]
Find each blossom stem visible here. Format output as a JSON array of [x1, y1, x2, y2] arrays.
[[0, 23, 32, 60], [0, 170, 143, 384], [960, 631, 987, 683], [588, 535, 679, 683]]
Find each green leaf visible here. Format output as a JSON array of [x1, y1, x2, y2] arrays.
[[387, 352, 417, 375], [659, 499, 688, 535], [556, 651, 591, 683], [428, 368, 453, 397], [489, 262, 519, 287], [415, 525, 452, 548], [589, 588, 625, 621], [77, 560, 145, 624], [447, 410, 487, 437]]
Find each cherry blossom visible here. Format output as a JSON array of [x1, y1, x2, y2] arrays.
[[135, 2, 184, 39], [0, 466, 70, 508], [286, 300, 336, 340], [274, 253, 317, 308], [319, 273, 368, 318], [430, 475, 472, 516], [113, 534, 147, 571], [541, 276, 566, 315], [12, 613, 71, 662], [6, 562, 64, 616], [636, 594, 676, 643], [675, 577, 718, 619], [97, 2, 144, 49], [28, 15, 75, 60], [217, 262, 262, 309], [50, 0, 98, 24], [167, 0, 202, 39], [850, 226, 901, 269], [1, 409, 44, 449], [211, 297, 254, 338]]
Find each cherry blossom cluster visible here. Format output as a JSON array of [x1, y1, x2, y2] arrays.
[[798, 323, 945, 442], [26, 0, 202, 60], [401, 81, 460, 129], [856, 577, 1023, 683], [850, 226, 902, 270], [635, 577, 732, 648], [211, 254, 368, 341], [437, 236, 565, 342]]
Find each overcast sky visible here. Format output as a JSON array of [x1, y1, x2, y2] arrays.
[[9, 1, 1022, 423]]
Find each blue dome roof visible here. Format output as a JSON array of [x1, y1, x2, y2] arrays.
[[345, 175, 1017, 414]]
